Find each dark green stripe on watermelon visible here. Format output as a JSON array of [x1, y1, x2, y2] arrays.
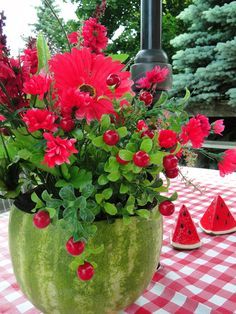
[[9, 206, 163, 314]]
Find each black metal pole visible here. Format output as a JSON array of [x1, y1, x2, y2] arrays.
[[131, 0, 172, 92]]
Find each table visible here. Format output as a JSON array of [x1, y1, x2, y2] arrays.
[[1, 167, 236, 314]]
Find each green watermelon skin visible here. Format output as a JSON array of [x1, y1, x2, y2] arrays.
[[9, 206, 163, 314], [199, 195, 236, 235]]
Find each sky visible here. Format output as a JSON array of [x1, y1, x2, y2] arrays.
[[0, 0, 77, 56]]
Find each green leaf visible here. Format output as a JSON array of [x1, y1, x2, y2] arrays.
[[81, 184, 94, 198], [140, 138, 153, 153], [47, 207, 57, 219], [18, 149, 32, 160], [119, 183, 129, 194], [107, 172, 120, 182], [104, 202, 117, 215], [59, 185, 76, 201], [109, 53, 129, 63], [95, 193, 104, 204], [116, 127, 128, 138], [118, 150, 133, 161], [98, 174, 109, 186], [31, 192, 44, 208], [102, 188, 113, 200], [36, 32, 50, 72], [92, 136, 104, 147], [80, 206, 95, 223], [126, 143, 137, 152], [150, 152, 165, 165], [72, 169, 92, 189], [61, 164, 71, 180], [136, 209, 150, 219], [169, 191, 178, 202], [100, 115, 111, 130], [71, 129, 84, 140], [104, 157, 119, 173], [123, 216, 131, 225]]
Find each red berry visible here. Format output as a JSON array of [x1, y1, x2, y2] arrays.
[[77, 262, 94, 281], [159, 200, 175, 216], [165, 168, 179, 179], [133, 150, 150, 167], [137, 120, 148, 131], [139, 91, 153, 106], [163, 155, 178, 170], [141, 130, 155, 139], [66, 237, 85, 256], [33, 211, 50, 229], [60, 118, 75, 132], [116, 153, 129, 165], [103, 130, 120, 146], [106, 74, 121, 88]]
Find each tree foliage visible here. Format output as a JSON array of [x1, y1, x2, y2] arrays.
[[171, 0, 236, 107], [33, 0, 192, 60]]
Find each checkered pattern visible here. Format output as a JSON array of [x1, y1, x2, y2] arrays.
[[0, 168, 236, 314]]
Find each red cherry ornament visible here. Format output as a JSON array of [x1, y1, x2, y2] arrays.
[[33, 211, 50, 229], [163, 155, 178, 170], [116, 153, 129, 165], [66, 237, 85, 256], [139, 91, 153, 106], [103, 130, 120, 146], [106, 74, 121, 88], [165, 168, 179, 179], [77, 262, 94, 281], [133, 150, 150, 167], [141, 130, 155, 139], [159, 200, 175, 216]]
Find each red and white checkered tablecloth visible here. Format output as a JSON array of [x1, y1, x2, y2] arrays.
[[1, 167, 236, 314]]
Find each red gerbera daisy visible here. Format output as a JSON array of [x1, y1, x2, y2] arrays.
[[23, 109, 58, 133], [49, 48, 133, 123], [82, 18, 108, 53], [43, 132, 78, 168]]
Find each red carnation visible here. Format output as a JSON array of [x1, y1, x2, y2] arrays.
[[23, 109, 58, 133], [21, 48, 38, 75], [0, 114, 6, 121], [180, 117, 205, 149], [43, 133, 78, 168], [136, 77, 151, 89], [82, 18, 108, 53], [146, 66, 169, 84], [158, 130, 178, 148], [23, 74, 51, 100], [212, 119, 225, 136], [196, 114, 210, 137], [218, 149, 236, 177]]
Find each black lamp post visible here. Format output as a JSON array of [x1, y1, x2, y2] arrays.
[[131, 0, 172, 93]]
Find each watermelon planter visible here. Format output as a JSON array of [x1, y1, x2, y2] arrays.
[[199, 195, 236, 235], [9, 206, 163, 314]]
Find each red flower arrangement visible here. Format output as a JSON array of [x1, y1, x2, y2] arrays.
[[0, 9, 235, 283]]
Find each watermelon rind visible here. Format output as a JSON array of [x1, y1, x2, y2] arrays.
[[170, 233, 201, 250], [9, 205, 163, 314], [199, 195, 236, 235], [199, 221, 236, 235]]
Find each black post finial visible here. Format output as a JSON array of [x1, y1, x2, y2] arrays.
[[131, 0, 172, 92]]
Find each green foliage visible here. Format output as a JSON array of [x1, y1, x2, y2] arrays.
[[171, 0, 236, 107]]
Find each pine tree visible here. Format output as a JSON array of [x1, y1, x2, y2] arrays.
[[33, 0, 73, 53], [171, 0, 236, 108]]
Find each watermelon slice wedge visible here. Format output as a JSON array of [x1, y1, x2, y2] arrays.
[[199, 195, 236, 235], [171, 205, 201, 249]]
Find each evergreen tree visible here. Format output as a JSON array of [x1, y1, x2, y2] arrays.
[[171, 0, 236, 107], [33, 0, 73, 53]]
